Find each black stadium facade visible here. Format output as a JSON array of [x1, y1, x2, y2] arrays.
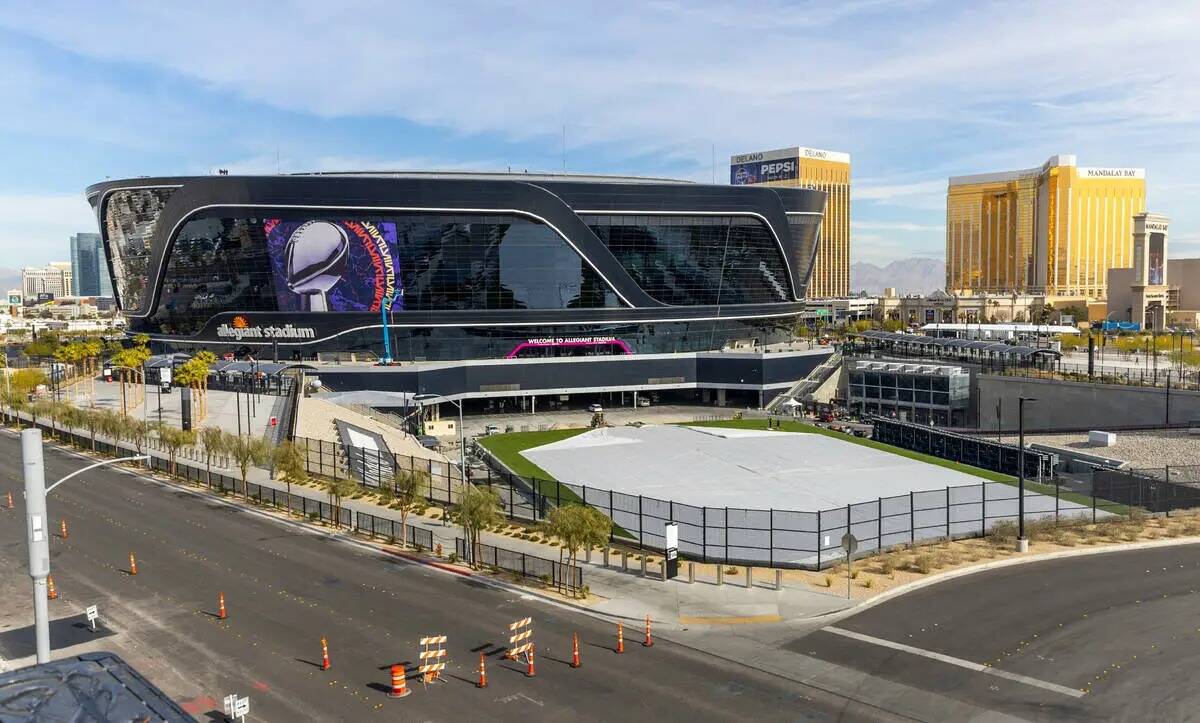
[[87, 173, 833, 405]]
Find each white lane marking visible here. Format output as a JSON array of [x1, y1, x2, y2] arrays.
[[823, 626, 1085, 699]]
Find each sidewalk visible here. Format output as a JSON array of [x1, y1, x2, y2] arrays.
[[238, 467, 855, 628], [6, 409, 853, 628]]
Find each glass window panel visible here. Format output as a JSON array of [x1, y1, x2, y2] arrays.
[[583, 214, 790, 305], [104, 188, 177, 312]]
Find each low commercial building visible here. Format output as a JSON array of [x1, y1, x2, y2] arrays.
[[874, 289, 1087, 326], [847, 359, 970, 426], [1105, 214, 1200, 330]]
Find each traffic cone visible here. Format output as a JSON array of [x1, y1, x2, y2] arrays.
[[388, 664, 411, 698], [526, 645, 536, 677], [129, 552, 138, 576], [571, 632, 581, 668], [616, 622, 624, 654], [47, 575, 58, 600], [321, 637, 330, 671], [218, 592, 227, 619], [643, 614, 653, 647], [477, 652, 488, 688], [60, 518, 68, 539]]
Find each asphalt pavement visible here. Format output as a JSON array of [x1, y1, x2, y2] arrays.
[[799, 541, 1200, 722], [0, 430, 895, 722]]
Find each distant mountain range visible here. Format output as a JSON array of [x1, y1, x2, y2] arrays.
[[0, 267, 21, 294], [850, 258, 944, 296]]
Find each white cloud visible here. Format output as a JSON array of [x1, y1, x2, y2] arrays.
[[0, 194, 96, 265], [1, 1, 1199, 264]]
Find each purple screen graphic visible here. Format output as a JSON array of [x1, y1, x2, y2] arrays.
[[265, 219, 403, 312]]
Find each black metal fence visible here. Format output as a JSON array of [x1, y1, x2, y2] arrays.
[[984, 362, 1200, 392], [1, 412, 434, 552], [296, 436, 463, 501], [455, 538, 583, 594], [871, 417, 1055, 479], [1093, 467, 1200, 513]]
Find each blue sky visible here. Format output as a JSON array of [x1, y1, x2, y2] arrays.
[[1, 0, 1197, 267]]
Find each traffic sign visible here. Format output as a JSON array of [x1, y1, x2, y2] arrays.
[[841, 533, 858, 555]]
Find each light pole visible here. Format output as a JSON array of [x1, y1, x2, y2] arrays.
[[414, 393, 468, 500], [21, 427, 148, 663], [1016, 396, 1037, 552]]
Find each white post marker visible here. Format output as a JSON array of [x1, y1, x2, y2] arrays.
[[85, 604, 99, 632]]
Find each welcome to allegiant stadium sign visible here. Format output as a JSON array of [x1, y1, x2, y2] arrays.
[[217, 321, 316, 341]]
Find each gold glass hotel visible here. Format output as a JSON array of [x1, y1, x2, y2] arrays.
[[946, 155, 1146, 299], [731, 146, 850, 298]]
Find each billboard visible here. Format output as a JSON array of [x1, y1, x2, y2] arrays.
[[730, 148, 798, 186], [264, 219, 403, 313], [1148, 232, 1165, 285], [729, 146, 849, 185]]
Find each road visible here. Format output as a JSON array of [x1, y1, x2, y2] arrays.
[[0, 430, 892, 722], [799, 541, 1200, 721]]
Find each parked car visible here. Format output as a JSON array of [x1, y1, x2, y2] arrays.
[[484, 424, 500, 435], [636, 398, 651, 407], [587, 403, 604, 413]]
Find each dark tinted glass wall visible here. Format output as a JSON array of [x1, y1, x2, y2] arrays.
[[582, 215, 792, 305], [144, 213, 622, 334], [393, 214, 620, 311], [104, 188, 177, 312], [154, 218, 278, 335], [786, 214, 821, 298]]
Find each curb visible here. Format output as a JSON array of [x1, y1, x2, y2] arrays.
[[826, 533, 1200, 623]]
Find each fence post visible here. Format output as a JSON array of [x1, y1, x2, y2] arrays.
[[909, 491, 915, 543], [638, 495, 644, 549], [1055, 478, 1060, 523], [816, 509, 822, 569], [1166, 466, 1172, 518], [608, 490, 615, 543], [1092, 489, 1097, 524], [876, 497, 882, 551], [945, 486, 951, 538], [980, 482, 986, 535], [769, 509, 775, 568]]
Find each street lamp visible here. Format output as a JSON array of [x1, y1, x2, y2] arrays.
[[1016, 396, 1037, 552], [21, 427, 148, 663]]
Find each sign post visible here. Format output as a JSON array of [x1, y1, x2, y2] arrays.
[[664, 523, 679, 580], [841, 533, 858, 600], [85, 605, 99, 633]]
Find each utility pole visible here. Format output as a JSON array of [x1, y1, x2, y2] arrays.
[[22, 429, 148, 663]]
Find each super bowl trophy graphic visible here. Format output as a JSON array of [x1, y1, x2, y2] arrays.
[[284, 220, 349, 311]]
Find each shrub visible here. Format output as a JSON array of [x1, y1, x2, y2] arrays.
[[911, 554, 933, 574], [725, 566, 739, 575], [448, 552, 459, 564], [989, 519, 1018, 545], [822, 575, 834, 587], [879, 557, 896, 578], [862, 577, 875, 589], [850, 569, 860, 580]]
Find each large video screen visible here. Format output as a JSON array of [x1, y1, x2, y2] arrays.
[[264, 219, 403, 313], [1148, 232, 1165, 285]]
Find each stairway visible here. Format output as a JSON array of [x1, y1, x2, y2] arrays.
[[765, 351, 842, 413]]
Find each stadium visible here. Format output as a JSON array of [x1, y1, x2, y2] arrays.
[[86, 172, 831, 402]]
